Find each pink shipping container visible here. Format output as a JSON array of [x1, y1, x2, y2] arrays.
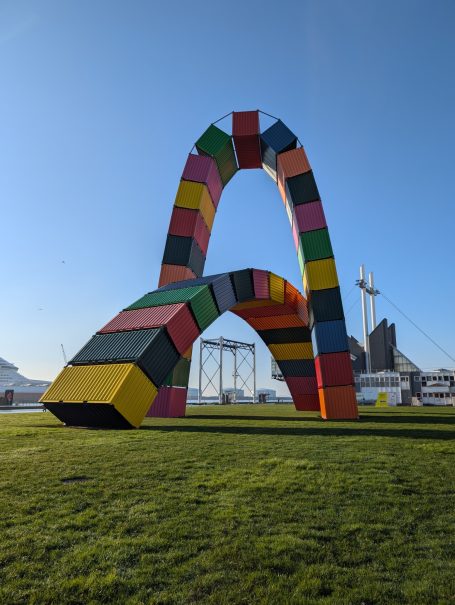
[[294, 200, 327, 233], [181, 154, 223, 208], [286, 376, 318, 395], [146, 386, 187, 417], [292, 218, 299, 250], [252, 269, 270, 299], [98, 304, 200, 355]]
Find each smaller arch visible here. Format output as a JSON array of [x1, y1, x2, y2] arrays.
[[41, 269, 357, 429]]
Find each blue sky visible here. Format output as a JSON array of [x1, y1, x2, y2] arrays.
[[1, 0, 454, 394]]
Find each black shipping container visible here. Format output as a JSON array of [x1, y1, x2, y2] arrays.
[[308, 287, 344, 328], [70, 328, 180, 388], [44, 402, 133, 429], [162, 235, 205, 277], [285, 171, 320, 206], [230, 269, 254, 302], [211, 273, 237, 312], [276, 359, 316, 377], [258, 327, 312, 345]]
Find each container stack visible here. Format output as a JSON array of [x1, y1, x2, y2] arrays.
[[277, 148, 358, 419], [42, 110, 359, 426]]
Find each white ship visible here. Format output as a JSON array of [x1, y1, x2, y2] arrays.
[[0, 357, 50, 404]]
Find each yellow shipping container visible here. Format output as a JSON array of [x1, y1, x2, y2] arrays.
[[268, 342, 314, 360], [40, 363, 157, 428], [269, 273, 285, 304], [303, 258, 339, 292], [174, 181, 215, 231]]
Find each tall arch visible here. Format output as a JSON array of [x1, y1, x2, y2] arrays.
[[158, 111, 356, 420], [40, 111, 358, 428]]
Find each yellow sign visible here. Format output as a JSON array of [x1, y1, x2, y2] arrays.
[[376, 392, 388, 407]]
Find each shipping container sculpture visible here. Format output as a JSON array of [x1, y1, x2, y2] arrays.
[[41, 111, 358, 427]]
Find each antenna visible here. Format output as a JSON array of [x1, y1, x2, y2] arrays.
[[61, 344, 68, 365]]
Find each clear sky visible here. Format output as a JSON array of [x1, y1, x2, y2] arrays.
[[2, 0, 455, 394]]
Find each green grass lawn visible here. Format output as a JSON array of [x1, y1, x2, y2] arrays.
[[0, 405, 454, 605]]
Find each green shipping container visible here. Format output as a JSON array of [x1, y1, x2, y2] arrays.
[[127, 285, 219, 332], [164, 357, 191, 387], [196, 125, 238, 186], [299, 228, 333, 262]]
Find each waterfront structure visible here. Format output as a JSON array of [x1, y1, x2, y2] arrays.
[[41, 111, 358, 427], [0, 357, 50, 404]]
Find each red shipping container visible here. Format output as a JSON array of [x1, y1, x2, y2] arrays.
[[315, 352, 354, 388], [194, 213, 210, 256], [232, 111, 262, 169], [252, 269, 270, 299], [159, 264, 196, 288], [293, 394, 320, 411], [319, 386, 358, 420], [294, 200, 327, 233], [146, 386, 187, 417], [181, 154, 223, 208], [286, 376, 318, 395], [168, 207, 210, 256], [98, 304, 200, 355]]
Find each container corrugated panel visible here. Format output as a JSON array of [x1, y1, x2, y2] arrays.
[[292, 219, 299, 251], [303, 258, 339, 292], [194, 214, 210, 256], [157, 274, 224, 291], [232, 302, 299, 319], [127, 285, 209, 309], [297, 247, 304, 275], [268, 342, 313, 360], [299, 229, 333, 262], [169, 208, 210, 256], [164, 357, 191, 387], [45, 402, 134, 429], [308, 287, 344, 325], [258, 326, 311, 345], [158, 264, 196, 288], [285, 199, 293, 225], [276, 359, 315, 377], [231, 269, 254, 302], [174, 181, 215, 230], [196, 125, 238, 185], [319, 385, 358, 420], [294, 200, 327, 233], [232, 110, 262, 169], [315, 352, 354, 388], [70, 329, 180, 388], [212, 275, 237, 313], [293, 394, 320, 412], [246, 314, 307, 330], [163, 235, 205, 277], [260, 120, 297, 174], [41, 363, 157, 428], [286, 171, 320, 206], [232, 299, 274, 311], [277, 147, 311, 187], [181, 153, 223, 208], [146, 386, 187, 418], [189, 286, 220, 331], [269, 273, 285, 304], [284, 281, 305, 309], [182, 347, 192, 360], [312, 320, 349, 356], [99, 304, 200, 355], [285, 376, 318, 395], [253, 269, 269, 299]]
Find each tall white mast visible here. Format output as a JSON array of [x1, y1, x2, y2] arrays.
[[359, 265, 371, 373], [368, 272, 377, 331]]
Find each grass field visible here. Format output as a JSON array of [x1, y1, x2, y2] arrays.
[[0, 405, 454, 605]]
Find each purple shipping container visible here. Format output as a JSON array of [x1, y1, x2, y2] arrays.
[[181, 154, 223, 208], [294, 200, 327, 233], [146, 386, 187, 417], [252, 269, 270, 299], [292, 218, 299, 251]]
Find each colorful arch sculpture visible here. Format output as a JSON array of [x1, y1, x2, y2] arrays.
[[41, 110, 358, 427]]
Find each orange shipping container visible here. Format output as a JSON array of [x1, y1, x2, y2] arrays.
[[318, 385, 358, 420], [159, 264, 196, 287]]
